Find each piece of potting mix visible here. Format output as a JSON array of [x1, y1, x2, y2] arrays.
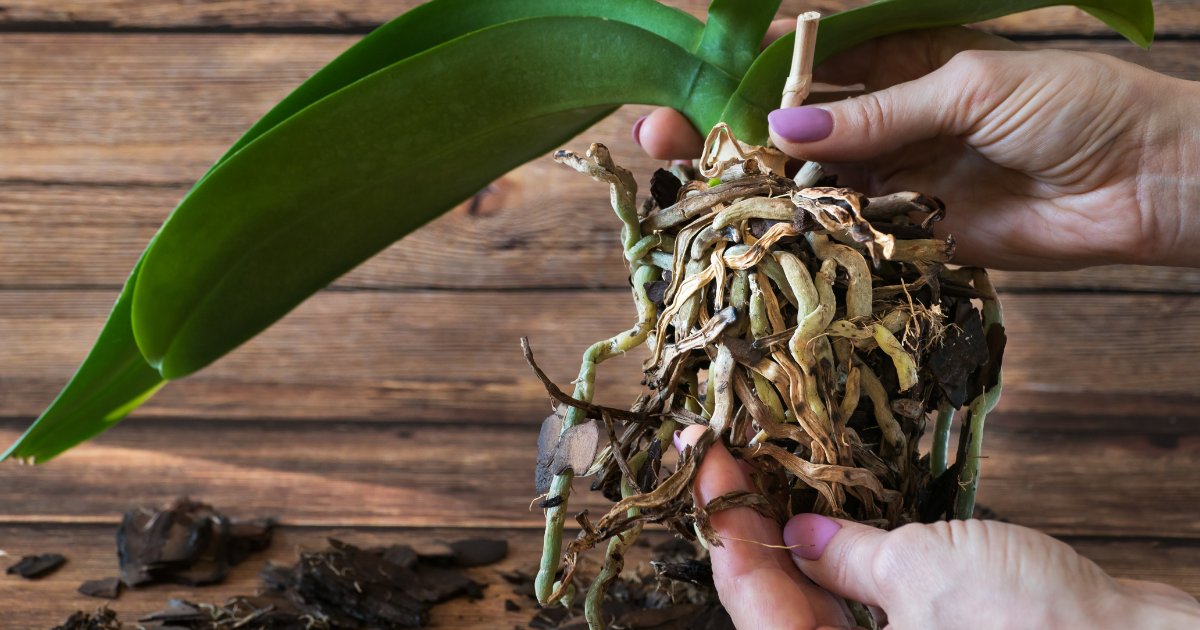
[[257, 538, 489, 628], [51, 606, 122, 630], [118, 497, 275, 588], [507, 538, 731, 630], [49, 533, 513, 630], [6, 552, 67, 579], [78, 577, 122, 599], [522, 23, 1002, 629]]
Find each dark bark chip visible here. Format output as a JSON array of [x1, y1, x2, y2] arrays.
[[650, 168, 684, 209], [448, 538, 508, 567], [6, 553, 65, 579], [77, 577, 122, 599]]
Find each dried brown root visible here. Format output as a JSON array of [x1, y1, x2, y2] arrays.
[[699, 122, 789, 179], [529, 124, 1005, 629]]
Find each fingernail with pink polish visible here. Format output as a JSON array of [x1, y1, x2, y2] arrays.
[[768, 107, 833, 143], [783, 513, 841, 560], [673, 430, 684, 453], [632, 116, 649, 147]]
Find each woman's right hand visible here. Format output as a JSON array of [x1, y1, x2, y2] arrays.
[[677, 424, 1200, 630], [637, 25, 1200, 271]]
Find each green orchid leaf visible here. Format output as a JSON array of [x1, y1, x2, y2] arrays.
[[5, 4, 708, 462], [2, 256, 165, 464], [722, 0, 1156, 144], [10, 0, 1156, 461], [694, 0, 782, 77], [1079, 6, 1154, 49], [216, 0, 704, 169], [131, 16, 739, 379]]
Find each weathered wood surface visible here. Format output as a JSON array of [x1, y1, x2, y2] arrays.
[[2, 2, 1199, 625], [6, 177, 1200, 293], [4, 524, 1198, 630], [1, 36, 1195, 187], [2, 36, 1198, 294], [3, 290, 1200, 423], [1, 0, 1196, 35], [2, 415, 1200, 538], [5, 179, 1200, 294]]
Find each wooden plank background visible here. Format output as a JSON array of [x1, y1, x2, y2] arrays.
[[2, 1, 1199, 627]]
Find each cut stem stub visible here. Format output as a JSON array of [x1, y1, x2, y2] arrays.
[[781, 12, 821, 109]]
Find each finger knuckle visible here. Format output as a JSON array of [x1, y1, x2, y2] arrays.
[[846, 92, 890, 146], [870, 523, 934, 591], [944, 48, 1002, 76]]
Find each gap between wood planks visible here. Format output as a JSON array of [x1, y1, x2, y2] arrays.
[[0, 1, 1197, 35], [2, 415, 1198, 538]]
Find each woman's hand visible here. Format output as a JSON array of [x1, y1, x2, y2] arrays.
[[636, 24, 1200, 270], [676, 425, 1200, 630]]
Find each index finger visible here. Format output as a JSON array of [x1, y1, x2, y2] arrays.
[[678, 425, 853, 630], [812, 26, 1023, 90]]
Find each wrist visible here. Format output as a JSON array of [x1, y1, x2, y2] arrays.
[[1136, 74, 1200, 268]]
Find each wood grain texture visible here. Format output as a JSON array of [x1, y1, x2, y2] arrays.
[[1, 414, 1198, 537], [0, 420, 603, 527], [4, 179, 1200, 294], [2, 289, 1200, 423], [0, 0, 1196, 35], [1, 1, 1197, 618], [1, 35, 1194, 186], [4, 523, 1195, 630], [2, 35, 1198, 294]]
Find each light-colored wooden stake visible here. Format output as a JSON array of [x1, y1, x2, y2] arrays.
[[781, 12, 820, 109]]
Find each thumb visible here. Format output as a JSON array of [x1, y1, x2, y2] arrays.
[[782, 514, 893, 608], [768, 50, 1008, 163], [783, 514, 1131, 627]]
